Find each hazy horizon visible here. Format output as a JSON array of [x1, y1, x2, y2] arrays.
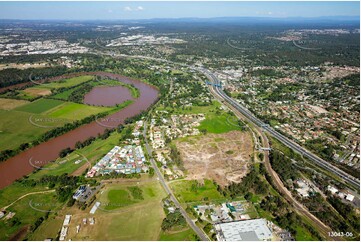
[[0, 1, 359, 20]]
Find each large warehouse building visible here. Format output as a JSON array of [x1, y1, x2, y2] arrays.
[[215, 218, 273, 241]]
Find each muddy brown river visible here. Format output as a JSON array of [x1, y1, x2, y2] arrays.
[[84, 85, 133, 107], [0, 72, 159, 188]]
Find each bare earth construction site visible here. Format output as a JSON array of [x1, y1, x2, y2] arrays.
[[0, 2, 359, 241], [176, 131, 253, 187]]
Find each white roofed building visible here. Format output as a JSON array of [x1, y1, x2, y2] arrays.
[[215, 219, 273, 241]]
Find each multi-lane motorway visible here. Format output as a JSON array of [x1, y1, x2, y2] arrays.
[[100, 47, 359, 188], [199, 68, 360, 190], [90, 44, 359, 241], [95, 45, 359, 190], [204, 69, 336, 240]]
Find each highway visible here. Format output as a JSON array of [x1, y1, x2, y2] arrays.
[[105, 43, 360, 190], [142, 121, 209, 241], [95, 46, 359, 189], [204, 69, 336, 240], [93, 48, 357, 239], [199, 68, 360, 190]]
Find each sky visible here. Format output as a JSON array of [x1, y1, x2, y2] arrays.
[[0, 1, 359, 20]]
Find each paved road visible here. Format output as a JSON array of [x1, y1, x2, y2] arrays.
[[104, 48, 359, 190], [205, 72, 335, 240], [142, 121, 209, 241], [91, 48, 357, 239], [199, 68, 360, 190]]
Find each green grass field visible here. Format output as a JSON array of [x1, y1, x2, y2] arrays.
[[294, 224, 318, 241], [99, 183, 148, 211], [0, 97, 111, 152], [0, 190, 59, 240], [0, 109, 56, 151], [81, 181, 166, 240], [198, 111, 243, 133], [45, 102, 111, 120], [51, 87, 79, 100], [104, 189, 137, 209], [28, 215, 63, 241], [159, 228, 197, 241], [42, 75, 94, 89], [169, 179, 224, 203], [0, 92, 119, 153], [14, 99, 64, 114]]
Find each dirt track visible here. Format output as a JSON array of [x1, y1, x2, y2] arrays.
[[175, 131, 253, 187]]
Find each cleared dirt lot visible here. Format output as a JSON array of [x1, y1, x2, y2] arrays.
[[23, 87, 52, 96], [0, 98, 29, 110], [175, 130, 253, 187]]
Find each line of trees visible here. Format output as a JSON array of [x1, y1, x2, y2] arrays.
[[0, 66, 68, 88]]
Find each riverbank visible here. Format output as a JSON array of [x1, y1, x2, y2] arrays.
[[0, 72, 159, 189]]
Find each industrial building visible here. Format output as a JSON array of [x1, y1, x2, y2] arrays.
[[215, 218, 273, 241]]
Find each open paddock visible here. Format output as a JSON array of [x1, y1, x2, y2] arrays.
[[15, 99, 64, 114], [0, 109, 56, 151], [42, 75, 94, 89], [37, 180, 168, 241], [22, 87, 52, 97], [0, 98, 29, 110]]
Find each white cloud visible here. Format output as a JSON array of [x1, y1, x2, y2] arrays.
[[123, 6, 144, 12]]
